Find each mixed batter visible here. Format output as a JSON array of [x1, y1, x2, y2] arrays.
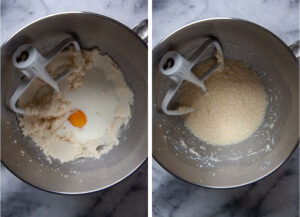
[[18, 47, 134, 163], [179, 58, 266, 145]]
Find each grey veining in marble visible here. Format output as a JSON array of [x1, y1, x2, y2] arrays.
[[1, 0, 147, 217], [1, 0, 147, 43], [153, 0, 299, 217], [153, 0, 299, 47], [2, 163, 147, 217], [153, 150, 298, 217]]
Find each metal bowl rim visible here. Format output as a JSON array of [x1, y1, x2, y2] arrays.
[[1, 11, 148, 194], [152, 17, 299, 188]]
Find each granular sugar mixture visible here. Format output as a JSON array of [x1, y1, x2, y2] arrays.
[[18, 47, 134, 163], [179, 58, 266, 146]]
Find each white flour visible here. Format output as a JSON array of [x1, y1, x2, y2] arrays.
[[18, 48, 133, 163]]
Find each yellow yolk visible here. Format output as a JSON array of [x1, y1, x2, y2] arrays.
[[68, 109, 87, 128]]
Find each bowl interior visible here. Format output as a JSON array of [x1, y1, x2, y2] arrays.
[[153, 19, 298, 188], [1, 13, 147, 193]]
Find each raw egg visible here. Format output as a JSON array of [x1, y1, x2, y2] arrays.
[[68, 109, 87, 128], [58, 67, 118, 144]]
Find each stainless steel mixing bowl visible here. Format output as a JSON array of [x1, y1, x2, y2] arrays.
[[1, 12, 147, 194], [153, 18, 299, 188]]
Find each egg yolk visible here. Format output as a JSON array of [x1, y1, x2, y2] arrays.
[[68, 109, 87, 128]]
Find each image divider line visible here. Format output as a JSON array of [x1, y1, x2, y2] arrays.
[[147, 0, 153, 216]]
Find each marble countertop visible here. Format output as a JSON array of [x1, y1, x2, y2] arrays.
[[1, 0, 147, 217], [152, 0, 299, 217]]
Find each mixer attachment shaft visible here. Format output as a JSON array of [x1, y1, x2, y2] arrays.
[[159, 38, 224, 116], [10, 37, 81, 114]]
